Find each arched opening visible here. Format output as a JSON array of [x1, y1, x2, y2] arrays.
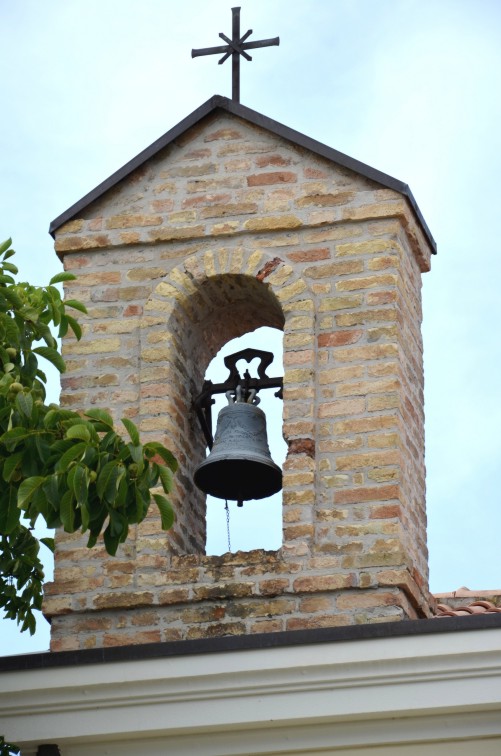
[[203, 326, 286, 555], [141, 269, 288, 556]]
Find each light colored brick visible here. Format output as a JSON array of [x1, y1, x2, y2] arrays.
[[336, 450, 400, 470], [318, 397, 365, 418], [319, 295, 363, 311], [244, 215, 302, 232]]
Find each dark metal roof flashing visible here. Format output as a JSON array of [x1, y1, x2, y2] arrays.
[[49, 95, 436, 254], [1, 613, 500, 673]]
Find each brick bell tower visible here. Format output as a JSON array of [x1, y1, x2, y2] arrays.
[[44, 95, 436, 651]]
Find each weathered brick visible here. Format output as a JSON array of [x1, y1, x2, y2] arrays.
[[287, 247, 330, 263], [205, 128, 243, 141], [336, 378, 399, 397], [247, 171, 297, 186], [106, 214, 162, 229], [244, 215, 302, 232], [334, 344, 399, 363], [201, 202, 257, 218], [318, 330, 363, 347], [318, 397, 365, 418], [336, 274, 398, 292], [319, 295, 363, 311], [259, 579, 290, 596], [126, 267, 166, 281], [286, 614, 352, 630], [256, 154, 291, 168], [296, 191, 356, 207], [293, 574, 355, 592], [335, 239, 400, 257], [103, 631, 161, 647], [336, 450, 400, 470], [336, 591, 398, 609], [335, 309, 398, 327], [334, 485, 399, 505]]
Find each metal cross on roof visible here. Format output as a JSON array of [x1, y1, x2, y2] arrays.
[[192, 6, 279, 103]]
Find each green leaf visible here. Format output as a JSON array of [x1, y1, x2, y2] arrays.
[[33, 346, 66, 373], [49, 271, 77, 285], [44, 406, 79, 429], [1, 286, 23, 308], [153, 494, 175, 530], [2, 451, 23, 482], [158, 463, 174, 494], [144, 442, 178, 472], [65, 423, 91, 442], [58, 314, 69, 338], [96, 460, 120, 502], [60, 491, 75, 532], [43, 475, 61, 512], [2, 261, 18, 275], [109, 509, 128, 540], [64, 298, 88, 314], [65, 313, 82, 340], [40, 536, 55, 552], [0, 237, 13, 255], [85, 408, 114, 429], [20, 306, 40, 322], [20, 351, 38, 381], [55, 441, 87, 472], [0, 427, 37, 451], [128, 443, 144, 472], [71, 464, 89, 506], [122, 417, 140, 446], [80, 499, 90, 531], [15, 391, 33, 419], [0, 274, 15, 285], [17, 476, 46, 510], [47, 285, 62, 303], [0, 487, 20, 533], [35, 368, 48, 384], [103, 526, 119, 556]]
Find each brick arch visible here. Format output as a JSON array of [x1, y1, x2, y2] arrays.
[[138, 247, 313, 555]]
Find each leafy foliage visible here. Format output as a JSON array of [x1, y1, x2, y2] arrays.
[[0, 239, 177, 635]]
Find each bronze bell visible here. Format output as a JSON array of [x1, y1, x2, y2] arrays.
[[194, 388, 282, 506]]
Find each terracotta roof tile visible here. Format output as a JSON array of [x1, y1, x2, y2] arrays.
[[433, 588, 501, 617], [435, 600, 501, 617]]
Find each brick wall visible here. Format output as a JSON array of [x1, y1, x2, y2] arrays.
[[44, 110, 435, 650]]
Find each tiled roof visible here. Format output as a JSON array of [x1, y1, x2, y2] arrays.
[[434, 588, 501, 617]]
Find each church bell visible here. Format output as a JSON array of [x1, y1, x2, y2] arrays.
[[193, 348, 283, 506]]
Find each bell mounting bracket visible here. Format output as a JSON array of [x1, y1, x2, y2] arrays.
[[194, 347, 283, 449]]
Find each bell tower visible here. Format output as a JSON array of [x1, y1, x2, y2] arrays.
[[44, 95, 436, 651]]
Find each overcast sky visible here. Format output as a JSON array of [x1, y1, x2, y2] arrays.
[[1, 0, 500, 655]]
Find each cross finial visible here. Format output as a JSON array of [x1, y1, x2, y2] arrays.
[[192, 7, 279, 103]]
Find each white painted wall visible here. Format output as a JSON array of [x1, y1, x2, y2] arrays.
[[2, 624, 500, 755]]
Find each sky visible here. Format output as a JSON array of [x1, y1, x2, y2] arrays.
[[0, 0, 500, 655]]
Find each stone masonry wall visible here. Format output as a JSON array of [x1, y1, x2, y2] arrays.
[[44, 110, 435, 650]]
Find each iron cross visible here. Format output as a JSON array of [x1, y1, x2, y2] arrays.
[[192, 7, 279, 103]]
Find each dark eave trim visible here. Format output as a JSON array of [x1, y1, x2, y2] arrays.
[[49, 95, 436, 254], [2, 612, 500, 673]]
